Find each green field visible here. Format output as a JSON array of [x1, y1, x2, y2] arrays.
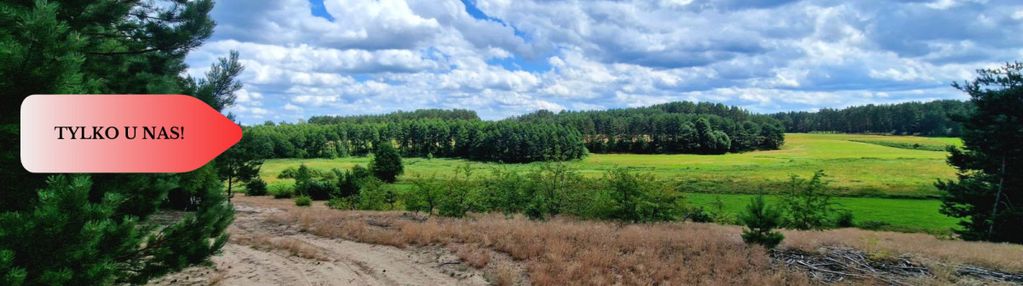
[[256, 133, 962, 234], [261, 133, 960, 198], [685, 193, 958, 234]]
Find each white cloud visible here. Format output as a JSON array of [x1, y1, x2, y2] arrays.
[[188, 0, 1019, 124]]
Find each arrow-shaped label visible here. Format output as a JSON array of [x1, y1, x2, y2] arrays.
[[20, 94, 242, 173]]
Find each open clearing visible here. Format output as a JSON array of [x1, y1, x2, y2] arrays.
[[262, 133, 959, 198], [258, 133, 961, 234]]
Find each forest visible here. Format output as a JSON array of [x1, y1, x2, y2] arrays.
[[771, 100, 971, 136], [246, 101, 787, 163]]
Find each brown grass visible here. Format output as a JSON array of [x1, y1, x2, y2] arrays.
[[266, 209, 808, 285], [237, 196, 1023, 285], [230, 229, 331, 261]]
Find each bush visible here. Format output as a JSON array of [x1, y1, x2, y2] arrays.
[[268, 182, 295, 199], [369, 143, 404, 183], [303, 180, 335, 200], [244, 178, 267, 196], [684, 206, 713, 223], [780, 170, 835, 230], [294, 195, 311, 207], [277, 167, 297, 179], [835, 210, 854, 228], [739, 196, 785, 249], [356, 178, 395, 210], [598, 168, 682, 222], [327, 196, 356, 210]]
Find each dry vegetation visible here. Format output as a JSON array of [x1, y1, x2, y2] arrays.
[[237, 196, 1023, 285]]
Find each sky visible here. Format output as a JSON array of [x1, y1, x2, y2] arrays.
[[184, 0, 1023, 124]]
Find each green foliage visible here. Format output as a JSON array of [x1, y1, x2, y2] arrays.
[[0, 249, 25, 286], [245, 178, 268, 196], [218, 123, 264, 201], [739, 196, 785, 249], [708, 196, 735, 224], [269, 182, 295, 199], [517, 101, 784, 154], [327, 196, 356, 210], [0, 175, 140, 285], [939, 62, 1023, 243], [334, 165, 370, 199], [595, 169, 682, 222], [132, 164, 233, 283], [294, 196, 312, 207], [835, 210, 855, 228], [356, 178, 395, 210], [683, 207, 713, 223], [779, 171, 836, 230], [369, 143, 404, 183], [434, 165, 483, 217], [773, 100, 971, 136], [521, 163, 580, 219], [0, 0, 237, 283]]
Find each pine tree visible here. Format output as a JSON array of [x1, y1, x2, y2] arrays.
[[0, 0, 239, 283], [938, 62, 1023, 243], [740, 196, 785, 249], [370, 143, 404, 183]]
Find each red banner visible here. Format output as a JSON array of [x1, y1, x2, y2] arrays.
[[21, 94, 242, 173]]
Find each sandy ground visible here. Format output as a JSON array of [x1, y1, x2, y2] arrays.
[[148, 198, 489, 286]]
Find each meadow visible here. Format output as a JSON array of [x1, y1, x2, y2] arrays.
[[262, 133, 959, 196], [257, 133, 962, 234]]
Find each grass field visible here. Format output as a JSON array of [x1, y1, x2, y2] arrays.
[[261, 133, 960, 198], [685, 193, 958, 234], [256, 133, 962, 234]]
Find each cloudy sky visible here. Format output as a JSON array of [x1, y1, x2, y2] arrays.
[[185, 0, 1023, 124]]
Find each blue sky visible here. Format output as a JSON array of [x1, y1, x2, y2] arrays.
[[185, 0, 1023, 124]]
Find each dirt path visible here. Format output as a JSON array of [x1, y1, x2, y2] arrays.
[[148, 201, 488, 286]]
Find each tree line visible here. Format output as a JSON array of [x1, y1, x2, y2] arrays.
[[246, 101, 785, 163], [512, 101, 785, 154], [245, 118, 587, 163], [770, 100, 972, 136]]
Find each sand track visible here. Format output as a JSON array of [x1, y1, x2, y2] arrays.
[[148, 201, 487, 286]]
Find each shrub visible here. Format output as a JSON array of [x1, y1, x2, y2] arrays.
[[435, 166, 481, 217], [356, 178, 394, 210], [303, 180, 335, 201], [599, 168, 682, 222], [405, 177, 441, 213], [369, 143, 404, 183], [277, 167, 297, 179], [327, 196, 356, 210], [294, 195, 312, 207], [739, 196, 784, 249], [780, 170, 835, 230], [268, 182, 295, 199], [835, 210, 855, 228], [244, 178, 267, 196], [684, 206, 713, 223]]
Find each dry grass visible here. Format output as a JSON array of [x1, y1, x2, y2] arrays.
[[238, 196, 1023, 285], [267, 209, 808, 285], [230, 229, 331, 261], [782, 228, 1023, 273]]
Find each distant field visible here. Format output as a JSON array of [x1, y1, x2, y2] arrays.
[[257, 133, 962, 234], [261, 133, 960, 198]]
